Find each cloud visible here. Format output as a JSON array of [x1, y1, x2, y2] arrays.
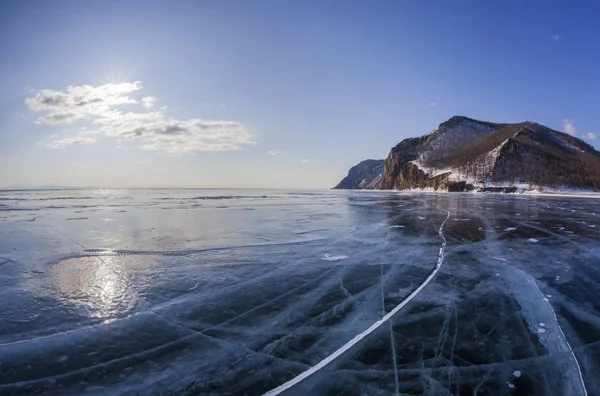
[[428, 102, 436, 107], [551, 34, 562, 41], [301, 159, 310, 164], [562, 119, 576, 135], [45, 137, 96, 149], [26, 82, 141, 124], [267, 150, 283, 156], [141, 96, 157, 108], [585, 132, 596, 140], [39, 112, 85, 124], [26, 82, 255, 153]]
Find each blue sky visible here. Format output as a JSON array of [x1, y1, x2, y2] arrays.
[[1, 0, 599, 188]]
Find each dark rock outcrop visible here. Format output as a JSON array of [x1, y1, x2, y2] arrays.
[[381, 162, 451, 190], [335, 116, 600, 191], [335, 159, 384, 189]]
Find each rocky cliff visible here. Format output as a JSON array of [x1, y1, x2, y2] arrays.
[[335, 159, 384, 189], [335, 116, 600, 191]]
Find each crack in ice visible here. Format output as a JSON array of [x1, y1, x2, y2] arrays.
[[532, 280, 588, 396], [36, 237, 326, 269], [263, 207, 451, 396]]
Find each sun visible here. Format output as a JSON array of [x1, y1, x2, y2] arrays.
[[101, 64, 137, 86]]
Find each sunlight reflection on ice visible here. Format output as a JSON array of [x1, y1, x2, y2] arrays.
[[48, 256, 137, 319]]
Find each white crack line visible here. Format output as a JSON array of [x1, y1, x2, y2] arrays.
[[533, 279, 588, 396], [264, 208, 451, 396]]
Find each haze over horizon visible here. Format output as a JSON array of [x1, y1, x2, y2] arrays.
[[1, 0, 599, 189]]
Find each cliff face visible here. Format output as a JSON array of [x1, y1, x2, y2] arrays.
[[335, 116, 600, 191], [335, 159, 384, 189], [380, 162, 451, 190]]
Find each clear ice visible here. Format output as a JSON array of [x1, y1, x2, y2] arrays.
[[0, 189, 599, 395]]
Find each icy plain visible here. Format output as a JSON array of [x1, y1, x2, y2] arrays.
[[0, 189, 599, 395]]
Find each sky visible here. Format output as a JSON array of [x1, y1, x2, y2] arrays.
[[1, 0, 599, 189]]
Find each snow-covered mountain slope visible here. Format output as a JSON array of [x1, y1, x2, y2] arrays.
[[334, 159, 384, 189], [335, 116, 600, 191]]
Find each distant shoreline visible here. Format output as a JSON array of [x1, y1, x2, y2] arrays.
[[337, 188, 600, 198]]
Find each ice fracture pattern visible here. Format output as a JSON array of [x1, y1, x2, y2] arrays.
[[0, 189, 599, 395]]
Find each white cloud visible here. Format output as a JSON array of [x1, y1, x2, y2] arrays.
[[45, 137, 96, 149], [428, 102, 436, 107], [551, 34, 562, 41], [25, 82, 141, 124], [267, 150, 283, 156], [301, 159, 310, 164], [585, 132, 596, 140], [563, 119, 576, 135], [26, 81, 255, 153], [141, 96, 157, 108]]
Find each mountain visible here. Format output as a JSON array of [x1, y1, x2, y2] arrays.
[[334, 159, 384, 189], [335, 116, 600, 191]]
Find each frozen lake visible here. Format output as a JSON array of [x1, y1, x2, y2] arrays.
[[0, 189, 599, 395]]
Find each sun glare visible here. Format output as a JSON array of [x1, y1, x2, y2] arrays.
[[101, 65, 135, 86]]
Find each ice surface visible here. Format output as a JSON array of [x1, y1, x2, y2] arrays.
[[1, 189, 599, 395]]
